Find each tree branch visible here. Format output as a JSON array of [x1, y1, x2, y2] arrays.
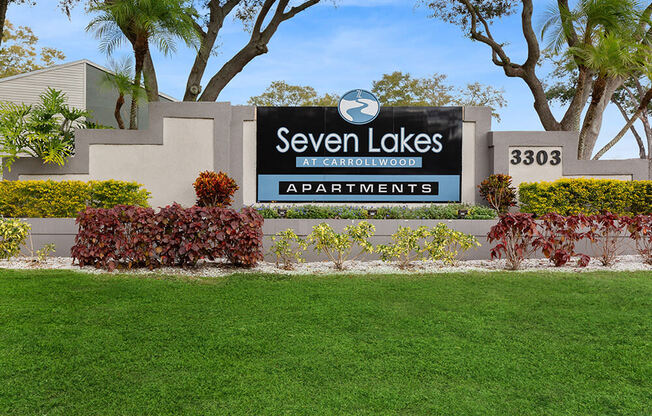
[[593, 88, 652, 159], [283, 0, 320, 21]]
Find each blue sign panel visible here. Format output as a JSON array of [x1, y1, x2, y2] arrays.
[[256, 106, 463, 203]]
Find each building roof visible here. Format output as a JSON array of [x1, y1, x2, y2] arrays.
[[0, 59, 178, 102]]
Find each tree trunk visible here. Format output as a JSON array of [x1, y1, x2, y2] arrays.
[[142, 51, 159, 102], [130, 48, 146, 130], [593, 88, 652, 160], [610, 99, 646, 159], [199, 42, 267, 102], [560, 66, 593, 131], [0, 0, 8, 47], [114, 93, 125, 129], [521, 70, 562, 131], [578, 76, 622, 159], [184, 19, 222, 101], [642, 111, 652, 160]]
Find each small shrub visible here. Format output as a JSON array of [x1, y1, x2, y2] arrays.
[[193, 171, 239, 207], [426, 224, 480, 266], [377, 226, 431, 269], [35, 243, 56, 262], [72, 204, 263, 270], [0, 218, 30, 259], [270, 229, 308, 270], [0, 180, 150, 218], [533, 213, 590, 267], [307, 221, 375, 270], [478, 174, 517, 213], [377, 225, 480, 268], [585, 213, 628, 266], [0, 88, 91, 169], [519, 178, 652, 216], [625, 215, 652, 265], [488, 213, 540, 270]]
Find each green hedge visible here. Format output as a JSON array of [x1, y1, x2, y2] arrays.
[[256, 204, 496, 220], [0, 180, 150, 218], [519, 178, 652, 216]]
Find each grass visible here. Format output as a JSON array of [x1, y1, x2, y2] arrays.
[[0, 269, 651, 415]]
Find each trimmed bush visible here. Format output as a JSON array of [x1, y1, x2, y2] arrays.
[[256, 204, 496, 220], [0, 217, 30, 259], [71, 204, 263, 270], [0, 180, 150, 218], [519, 179, 652, 216]]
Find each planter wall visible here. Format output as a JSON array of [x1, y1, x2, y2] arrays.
[[21, 217, 640, 263]]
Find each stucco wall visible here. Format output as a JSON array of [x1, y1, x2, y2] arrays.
[[490, 131, 651, 185], [3, 103, 650, 209], [4, 102, 254, 208]]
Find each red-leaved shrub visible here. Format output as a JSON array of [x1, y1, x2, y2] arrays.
[[488, 213, 539, 270], [533, 213, 591, 267], [193, 171, 239, 207], [71, 204, 263, 270], [585, 213, 627, 266], [624, 215, 652, 265]]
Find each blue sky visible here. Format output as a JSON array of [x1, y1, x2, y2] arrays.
[[6, 0, 643, 159]]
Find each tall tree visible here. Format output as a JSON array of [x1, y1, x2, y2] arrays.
[[248, 72, 508, 121], [248, 81, 339, 106], [371, 72, 506, 121], [101, 56, 146, 129], [86, 0, 198, 129], [184, 0, 324, 102], [423, 0, 651, 159], [0, 20, 66, 77]]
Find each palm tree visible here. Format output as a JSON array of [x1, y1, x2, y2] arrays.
[[86, 0, 197, 129], [540, 0, 650, 159], [101, 56, 145, 129]]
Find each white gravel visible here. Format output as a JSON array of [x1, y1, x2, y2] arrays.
[[1, 255, 651, 277]]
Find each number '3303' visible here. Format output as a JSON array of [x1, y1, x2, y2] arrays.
[[510, 149, 561, 166]]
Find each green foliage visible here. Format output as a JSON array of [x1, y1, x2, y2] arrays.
[[425, 223, 480, 265], [0, 88, 92, 169], [248, 72, 507, 121], [0, 217, 30, 259], [35, 243, 56, 262], [519, 178, 652, 216], [307, 221, 375, 270], [86, 0, 199, 127], [0, 180, 150, 218], [377, 224, 479, 268], [269, 229, 308, 270], [256, 204, 496, 220], [248, 81, 339, 106], [377, 226, 431, 269]]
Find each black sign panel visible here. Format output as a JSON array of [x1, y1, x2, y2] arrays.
[[256, 106, 462, 202]]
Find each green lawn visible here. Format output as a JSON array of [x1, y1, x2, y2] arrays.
[[0, 270, 650, 415]]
